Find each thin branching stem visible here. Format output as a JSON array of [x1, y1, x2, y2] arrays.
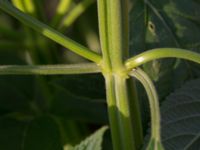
[[126, 48, 200, 70], [130, 68, 164, 150], [51, 0, 72, 27], [0, 0, 102, 63], [98, 0, 142, 150], [130, 68, 161, 140], [0, 63, 100, 75]]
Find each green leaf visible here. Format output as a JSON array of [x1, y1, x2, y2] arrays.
[[129, 0, 200, 98], [50, 74, 108, 124], [72, 126, 108, 150], [0, 77, 32, 114], [130, 0, 200, 53], [160, 78, 200, 150], [0, 115, 63, 150], [52, 74, 105, 99]]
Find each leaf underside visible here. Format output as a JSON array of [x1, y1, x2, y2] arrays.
[[161, 78, 200, 150]]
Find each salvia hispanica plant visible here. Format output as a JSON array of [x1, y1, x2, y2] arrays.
[[0, 0, 200, 150]]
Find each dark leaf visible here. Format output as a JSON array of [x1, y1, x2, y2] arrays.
[[129, 0, 200, 98], [50, 75, 108, 124], [160, 78, 200, 150], [0, 115, 63, 150]]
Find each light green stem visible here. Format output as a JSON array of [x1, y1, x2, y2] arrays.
[[130, 68, 165, 150], [51, 0, 72, 27], [12, 0, 36, 16], [0, 0, 102, 63], [98, 0, 141, 150], [104, 75, 122, 150], [130, 68, 161, 141], [0, 63, 100, 75], [11, 0, 24, 11], [126, 48, 200, 70], [114, 75, 136, 150], [98, 1, 121, 149], [106, 0, 129, 70], [61, 0, 95, 31]]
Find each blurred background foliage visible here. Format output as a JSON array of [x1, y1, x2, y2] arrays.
[[0, 0, 111, 149]]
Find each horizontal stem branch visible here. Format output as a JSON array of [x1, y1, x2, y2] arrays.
[[0, 0, 102, 63], [0, 63, 101, 75], [125, 48, 200, 70]]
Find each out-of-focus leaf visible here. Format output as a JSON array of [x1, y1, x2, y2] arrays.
[[50, 86, 108, 124], [0, 50, 35, 115], [72, 126, 108, 150], [0, 77, 32, 114], [160, 78, 200, 150], [51, 74, 105, 99], [0, 115, 63, 150], [50, 75, 108, 124]]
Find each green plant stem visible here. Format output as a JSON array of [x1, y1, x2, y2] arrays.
[[130, 68, 164, 149], [0, 63, 100, 75], [104, 75, 122, 150], [97, 0, 111, 70], [12, 0, 54, 64], [130, 68, 161, 140], [98, 1, 121, 149], [12, 0, 36, 16], [11, 0, 24, 11], [0, 0, 102, 63], [107, 0, 129, 70], [114, 75, 137, 150], [125, 48, 200, 70], [51, 0, 72, 27], [98, 0, 142, 150], [61, 0, 95, 31]]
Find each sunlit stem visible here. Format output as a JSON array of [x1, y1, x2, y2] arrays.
[[126, 48, 200, 70], [0, 0, 102, 63], [130, 68, 161, 141], [51, 0, 72, 27], [0, 63, 100, 75], [61, 0, 95, 31]]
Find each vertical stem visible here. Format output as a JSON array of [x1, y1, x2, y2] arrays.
[[114, 75, 136, 150], [107, 0, 129, 70], [98, 0, 143, 150], [127, 78, 144, 149], [97, 0, 111, 69], [105, 75, 123, 150]]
